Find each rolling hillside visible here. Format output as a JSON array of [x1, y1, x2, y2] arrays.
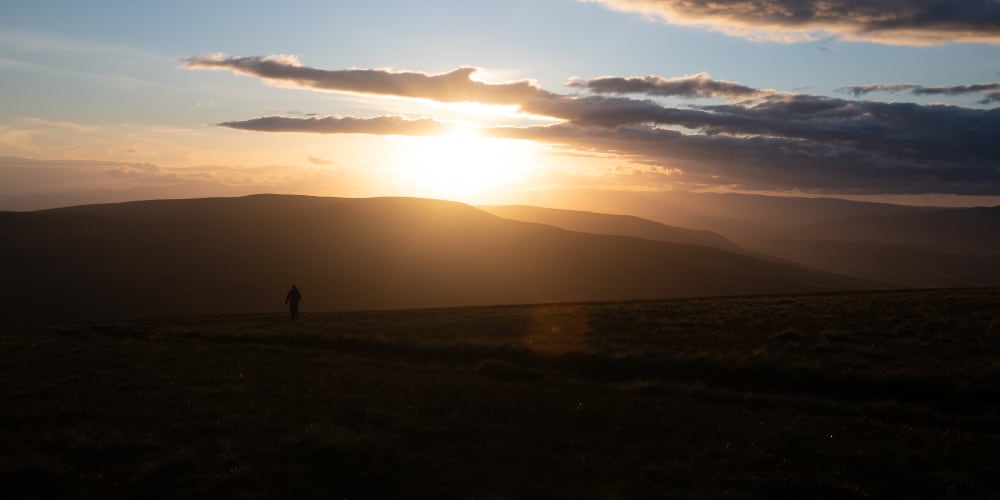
[[0, 195, 881, 323]]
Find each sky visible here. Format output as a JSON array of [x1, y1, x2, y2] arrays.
[[2, 0, 1000, 210]]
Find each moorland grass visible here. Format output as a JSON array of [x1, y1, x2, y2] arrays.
[[1, 288, 999, 498]]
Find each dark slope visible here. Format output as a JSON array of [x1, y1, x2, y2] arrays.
[[478, 204, 741, 252], [0, 195, 881, 323]]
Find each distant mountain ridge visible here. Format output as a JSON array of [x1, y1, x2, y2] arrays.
[[508, 189, 937, 236], [506, 190, 999, 288], [759, 205, 1000, 288], [0, 195, 881, 324], [788, 206, 1000, 255], [478, 204, 741, 252]]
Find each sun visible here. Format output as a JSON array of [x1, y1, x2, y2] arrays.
[[389, 126, 538, 200]]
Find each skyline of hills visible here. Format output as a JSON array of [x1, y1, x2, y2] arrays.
[[478, 204, 741, 252], [0, 194, 884, 324], [504, 190, 1000, 288]]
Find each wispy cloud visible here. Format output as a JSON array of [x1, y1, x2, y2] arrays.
[[582, 0, 1000, 45], [307, 156, 334, 166], [839, 83, 923, 96], [567, 72, 769, 99], [184, 55, 553, 105], [220, 115, 453, 136], [841, 82, 1000, 104], [186, 55, 1000, 196]]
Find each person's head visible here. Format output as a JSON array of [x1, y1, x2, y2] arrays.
[[291, 284, 297, 289]]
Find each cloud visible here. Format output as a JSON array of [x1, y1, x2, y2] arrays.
[[104, 161, 163, 178], [491, 111, 1000, 195], [841, 82, 1000, 104], [307, 156, 334, 166], [567, 72, 767, 99], [582, 0, 1000, 45], [499, 93, 1000, 194], [185, 55, 717, 127], [184, 54, 554, 105], [219, 115, 454, 136], [188, 55, 1000, 195], [840, 83, 922, 97], [912, 83, 1000, 104]]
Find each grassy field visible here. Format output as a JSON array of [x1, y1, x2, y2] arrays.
[[2, 289, 999, 498]]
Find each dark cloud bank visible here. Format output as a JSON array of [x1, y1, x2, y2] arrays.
[[842, 83, 1000, 104], [583, 0, 1000, 45], [186, 55, 1000, 196]]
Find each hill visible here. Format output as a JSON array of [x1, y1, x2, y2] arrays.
[[507, 190, 999, 288], [753, 206, 1000, 287], [479, 204, 741, 252], [789, 205, 1000, 255], [507, 189, 934, 241], [0, 194, 880, 323]]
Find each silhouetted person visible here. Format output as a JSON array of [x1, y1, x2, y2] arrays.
[[285, 284, 302, 320]]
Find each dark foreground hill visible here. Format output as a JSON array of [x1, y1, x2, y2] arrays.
[[0, 194, 879, 323], [2, 289, 998, 498]]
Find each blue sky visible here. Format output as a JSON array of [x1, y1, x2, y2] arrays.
[[2, 0, 999, 209]]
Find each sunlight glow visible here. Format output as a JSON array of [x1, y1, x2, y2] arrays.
[[389, 126, 539, 200], [413, 101, 560, 128]]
